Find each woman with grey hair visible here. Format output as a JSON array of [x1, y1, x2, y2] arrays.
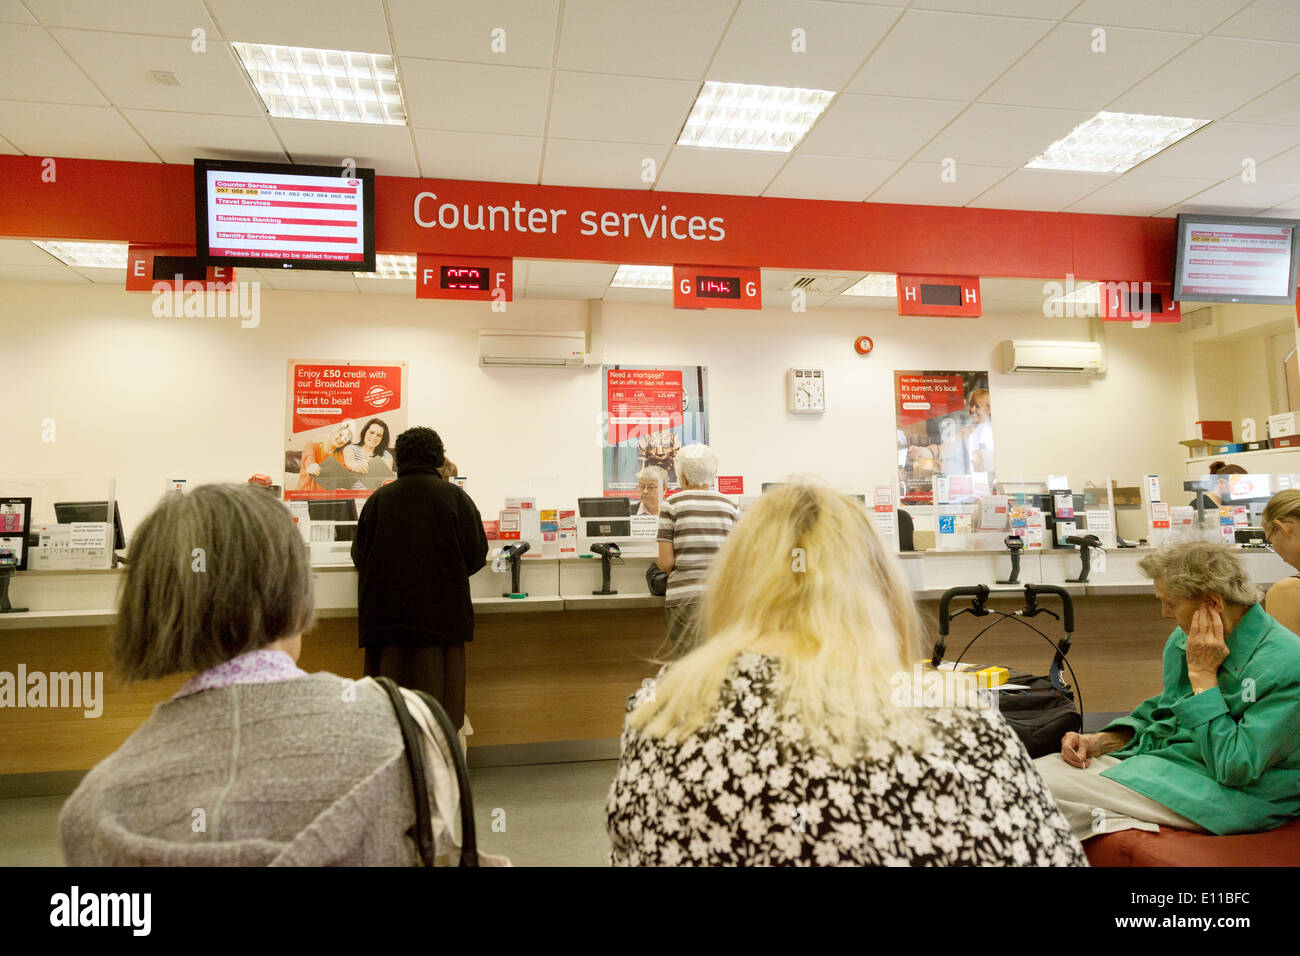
[[59, 483, 471, 866], [656, 444, 738, 651], [1034, 539, 1300, 840], [636, 464, 668, 516]]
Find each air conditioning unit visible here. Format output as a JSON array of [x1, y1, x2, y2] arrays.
[[1002, 340, 1104, 374], [477, 329, 593, 368]]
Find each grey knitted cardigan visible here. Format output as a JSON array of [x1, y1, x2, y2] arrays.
[[59, 673, 426, 866]]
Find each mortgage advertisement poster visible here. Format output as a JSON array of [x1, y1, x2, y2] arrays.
[[284, 360, 408, 501], [895, 370, 994, 504], [603, 365, 709, 498]]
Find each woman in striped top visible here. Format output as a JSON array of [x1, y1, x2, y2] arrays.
[[657, 444, 739, 652]]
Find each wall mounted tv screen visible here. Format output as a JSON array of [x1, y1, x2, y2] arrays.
[[1173, 213, 1299, 305], [194, 159, 376, 272]]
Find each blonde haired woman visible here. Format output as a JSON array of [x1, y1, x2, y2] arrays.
[[607, 481, 1086, 866], [1261, 489, 1300, 634]]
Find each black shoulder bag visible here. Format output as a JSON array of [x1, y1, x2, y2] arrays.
[[375, 676, 480, 867]]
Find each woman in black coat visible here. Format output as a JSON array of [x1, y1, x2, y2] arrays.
[[351, 427, 488, 727]]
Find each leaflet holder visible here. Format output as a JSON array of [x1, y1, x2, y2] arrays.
[[501, 541, 530, 598], [590, 542, 622, 595]]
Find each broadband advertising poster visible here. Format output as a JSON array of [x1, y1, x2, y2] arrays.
[[895, 371, 993, 505], [603, 365, 709, 497], [284, 360, 408, 501]]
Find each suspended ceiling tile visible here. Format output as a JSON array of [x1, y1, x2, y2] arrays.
[[541, 139, 667, 190], [389, 0, 559, 67], [867, 161, 1014, 205], [980, 24, 1197, 111], [547, 71, 699, 145], [355, 277, 416, 295], [849, 10, 1051, 101], [524, 283, 610, 300], [1108, 37, 1300, 120], [1064, 173, 1219, 216], [764, 154, 899, 201], [0, 239, 67, 265], [0, 23, 108, 105], [255, 269, 360, 292], [524, 259, 617, 288], [1129, 122, 1300, 180], [603, 286, 672, 304], [968, 168, 1117, 211], [656, 147, 788, 197], [1066, 0, 1251, 33], [559, 0, 732, 79], [71, 266, 127, 283], [52, 28, 263, 115], [1253, 146, 1300, 186], [0, 1, 35, 23], [1213, 0, 1300, 42], [1227, 75, 1300, 127], [0, 102, 157, 161], [0, 263, 89, 282], [706, 0, 902, 90], [23, 0, 216, 36], [401, 58, 551, 136], [1160, 178, 1300, 216], [914, 102, 1093, 167], [413, 129, 541, 183], [206, 0, 393, 52], [270, 117, 419, 176], [909, 0, 1078, 15], [124, 110, 287, 165], [799, 94, 965, 160]]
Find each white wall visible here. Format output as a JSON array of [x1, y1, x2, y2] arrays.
[[4, 280, 1195, 536]]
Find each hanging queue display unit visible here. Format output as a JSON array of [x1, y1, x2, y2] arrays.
[[896, 275, 982, 317], [672, 264, 761, 310], [416, 253, 513, 301]]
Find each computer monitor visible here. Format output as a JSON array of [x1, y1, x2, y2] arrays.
[[53, 500, 126, 551], [578, 497, 630, 518], [307, 499, 359, 522]]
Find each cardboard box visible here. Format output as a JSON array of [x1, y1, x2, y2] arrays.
[[1218, 443, 1245, 454], [1242, 440, 1270, 452], [1272, 435, 1300, 449], [1195, 420, 1233, 441], [1269, 413, 1300, 438]]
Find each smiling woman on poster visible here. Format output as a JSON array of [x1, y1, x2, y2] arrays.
[[296, 420, 355, 493], [344, 418, 395, 490], [964, 388, 994, 479]]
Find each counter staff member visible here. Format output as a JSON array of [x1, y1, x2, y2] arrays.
[[636, 465, 668, 516], [351, 427, 488, 728], [1190, 461, 1247, 511]]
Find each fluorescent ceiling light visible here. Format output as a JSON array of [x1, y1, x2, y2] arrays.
[[840, 273, 896, 297], [678, 81, 834, 152], [1026, 111, 1209, 174], [611, 265, 673, 289], [232, 41, 407, 125], [355, 254, 415, 279], [33, 240, 129, 269]]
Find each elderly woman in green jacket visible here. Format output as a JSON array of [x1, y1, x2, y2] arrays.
[[1035, 540, 1300, 840]]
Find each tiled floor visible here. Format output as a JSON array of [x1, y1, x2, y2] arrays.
[[0, 760, 618, 868]]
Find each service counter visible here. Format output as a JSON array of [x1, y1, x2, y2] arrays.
[[1, 547, 1293, 785]]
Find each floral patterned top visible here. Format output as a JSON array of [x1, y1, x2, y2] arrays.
[[606, 653, 1087, 866]]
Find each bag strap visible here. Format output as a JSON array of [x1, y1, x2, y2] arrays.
[[407, 688, 480, 868], [375, 676, 436, 866]]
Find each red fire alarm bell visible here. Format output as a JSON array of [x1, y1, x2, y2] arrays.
[[854, 335, 874, 355]]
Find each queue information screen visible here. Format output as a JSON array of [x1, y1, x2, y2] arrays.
[[1175, 215, 1298, 303], [195, 159, 375, 271]]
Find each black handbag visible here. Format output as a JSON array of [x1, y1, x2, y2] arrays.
[[646, 562, 668, 597], [375, 676, 480, 867], [933, 584, 1083, 760]]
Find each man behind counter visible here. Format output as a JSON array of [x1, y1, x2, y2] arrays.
[[351, 426, 488, 728]]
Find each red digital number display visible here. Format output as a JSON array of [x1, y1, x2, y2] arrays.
[[696, 275, 740, 299], [440, 266, 490, 291]]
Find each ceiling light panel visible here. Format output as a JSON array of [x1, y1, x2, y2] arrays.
[[678, 82, 834, 152], [610, 265, 673, 289], [33, 240, 129, 268], [1026, 111, 1209, 174], [354, 254, 416, 279], [232, 42, 407, 126], [841, 273, 897, 297]]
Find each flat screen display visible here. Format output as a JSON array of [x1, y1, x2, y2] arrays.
[[441, 266, 490, 290], [919, 283, 961, 306], [194, 159, 376, 272], [696, 275, 740, 299], [1173, 214, 1300, 304]]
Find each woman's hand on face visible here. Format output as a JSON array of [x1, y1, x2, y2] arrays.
[[1186, 605, 1230, 684]]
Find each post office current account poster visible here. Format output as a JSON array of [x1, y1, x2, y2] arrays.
[[284, 360, 408, 501], [603, 365, 709, 497]]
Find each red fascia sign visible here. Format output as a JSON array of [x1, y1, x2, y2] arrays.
[[1099, 280, 1181, 323], [125, 245, 235, 292], [415, 253, 512, 301], [672, 264, 761, 310], [896, 275, 981, 317], [0, 157, 1179, 284]]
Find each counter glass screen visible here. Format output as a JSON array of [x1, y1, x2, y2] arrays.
[[696, 275, 741, 299], [441, 266, 490, 290]]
